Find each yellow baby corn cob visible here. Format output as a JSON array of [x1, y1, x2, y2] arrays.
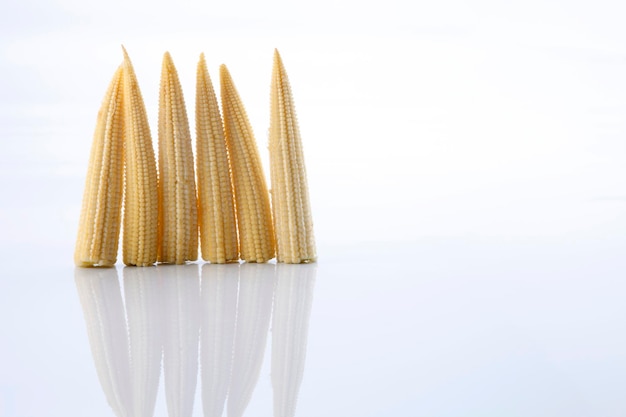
[[74, 65, 125, 267], [220, 65, 275, 263], [196, 54, 239, 263], [158, 52, 199, 264], [269, 50, 316, 263], [122, 48, 159, 266]]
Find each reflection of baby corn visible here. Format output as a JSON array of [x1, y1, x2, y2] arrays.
[[159, 264, 200, 417], [272, 264, 317, 417], [75, 267, 131, 416], [228, 264, 276, 417], [123, 266, 163, 417], [201, 264, 239, 417], [76, 263, 317, 417]]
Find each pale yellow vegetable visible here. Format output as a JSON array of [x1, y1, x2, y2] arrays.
[[157, 52, 198, 264], [269, 50, 316, 263], [220, 64, 275, 263], [122, 47, 159, 266], [74, 65, 125, 267], [196, 54, 239, 263]]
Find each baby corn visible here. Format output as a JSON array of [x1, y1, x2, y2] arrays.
[[74, 65, 125, 267], [269, 50, 316, 263], [220, 65, 275, 263], [157, 52, 198, 264], [122, 48, 159, 266], [196, 54, 239, 263], [75, 50, 314, 267]]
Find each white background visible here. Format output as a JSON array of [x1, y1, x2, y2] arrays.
[[1, 0, 625, 416], [1, 0, 625, 252]]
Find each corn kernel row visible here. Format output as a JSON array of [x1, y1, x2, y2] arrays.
[[75, 48, 315, 267]]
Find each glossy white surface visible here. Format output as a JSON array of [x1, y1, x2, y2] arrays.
[[1, 237, 626, 416]]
